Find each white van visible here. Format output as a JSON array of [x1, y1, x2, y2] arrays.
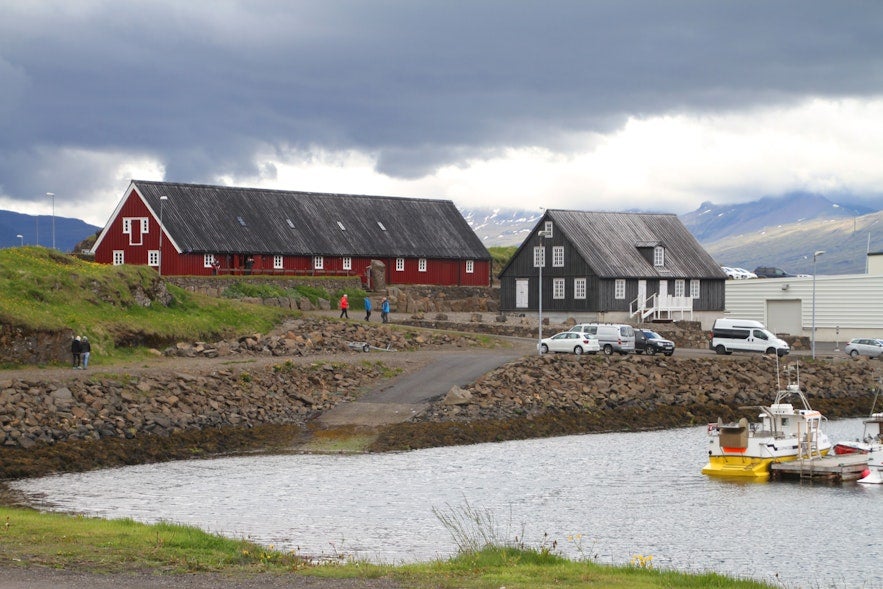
[[709, 318, 790, 356], [569, 323, 635, 355]]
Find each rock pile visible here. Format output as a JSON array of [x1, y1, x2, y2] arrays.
[[164, 318, 487, 358], [0, 360, 388, 450], [423, 354, 882, 423]]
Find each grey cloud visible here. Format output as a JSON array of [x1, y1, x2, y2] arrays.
[[1, 0, 882, 206]]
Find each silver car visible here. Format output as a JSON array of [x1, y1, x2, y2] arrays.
[[845, 338, 883, 359]]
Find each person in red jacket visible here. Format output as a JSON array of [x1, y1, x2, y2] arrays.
[[339, 294, 349, 319]]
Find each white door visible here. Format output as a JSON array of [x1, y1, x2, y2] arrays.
[[637, 280, 647, 309], [658, 280, 668, 304], [515, 279, 529, 308]]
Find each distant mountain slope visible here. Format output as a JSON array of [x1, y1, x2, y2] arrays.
[[680, 192, 874, 242], [0, 210, 100, 252], [459, 207, 541, 247]]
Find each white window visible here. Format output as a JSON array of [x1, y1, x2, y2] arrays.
[[204, 254, 215, 268], [674, 279, 685, 297], [574, 278, 586, 299], [122, 217, 148, 246], [313, 256, 324, 270], [544, 221, 553, 237], [553, 278, 565, 299], [396, 258, 405, 271], [690, 279, 701, 299], [614, 279, 626, 299], [552, 246, 564, 267], [465, 260, 474, 274], [654, 246, 665, 267], [342, 257, 352, 271], [418, 258, 427, 272], [148, 250, 159, 266], [274, 255, 284, 269], [112, 250, 124, 265], [533, 246, 545, 268]]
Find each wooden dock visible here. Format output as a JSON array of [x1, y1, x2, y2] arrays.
[[770, 453, 869, 482]]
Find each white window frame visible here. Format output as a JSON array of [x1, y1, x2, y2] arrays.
[[533, 246, 545, 268], [552, 278, 565, 299], [274, 255, 284, 269], [574, 278, 586, 299], [544, 220, 553, 237], [313, 256, 324, 270], [418, 258, 427, 272], [148, 250, 159, 267], [342, 257, 352, 271], [674, 279, 685, 298], [465, 259, 474, 274], [396, 258, 405, 271], [552, 246, 564, 267], [122, 217, 148, 246], [614, 279, 626, 300], [690, 279, 701, 299], [112, 250, 124, 266], [203, 253, 215, 268], [654, 246, 665, 267]]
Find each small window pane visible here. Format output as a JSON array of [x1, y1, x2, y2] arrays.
[[313, 256, 324, 270], [342, 257, 352, 271], [396, 258, 404, 271], [552, 246, 564, 267], [614, 279, 626, 299], [466, 260, 474, 273], [418, 258, 427, 272], [690, 279, 701, 298], [553, 278, 565, 299], [533, 246, 545, 268], [574, 278, 586, 299]]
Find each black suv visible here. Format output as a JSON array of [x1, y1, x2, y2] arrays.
[[753, 266, 793, 278], [634, 329, 675, 356]]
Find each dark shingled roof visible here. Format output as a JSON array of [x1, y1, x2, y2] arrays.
[[547, 209, 726, 279], [131, 180, 490, 259]]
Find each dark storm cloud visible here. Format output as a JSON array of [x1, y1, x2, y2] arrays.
[[1, 0, 881, 206]]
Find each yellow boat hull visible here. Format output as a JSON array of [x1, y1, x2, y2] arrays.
[[702, 451, 830, 480]]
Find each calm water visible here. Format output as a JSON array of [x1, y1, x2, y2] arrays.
[[11, 418, 881, 588]]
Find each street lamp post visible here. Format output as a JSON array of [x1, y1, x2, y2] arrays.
[[811, 250, 825, 359], [536, 229, 552, 355], [158, 195, 168, 277], [46, 192, 55, 249], [16, 234, 23, 246]]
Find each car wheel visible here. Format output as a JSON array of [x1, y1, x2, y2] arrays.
[[715, 344, 727, 355], [850, 350, 859, 358], [362, 343, 370, 352], [541, 344, 549, 354], [646, 346, 657, 356], [603, 344, 614, 355], [765, 347, 776, 355], [573, 345, 584, 355]]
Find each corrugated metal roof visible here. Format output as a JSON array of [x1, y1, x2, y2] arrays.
[[132, 180, 490, 259], [548, 210, 727, 279]]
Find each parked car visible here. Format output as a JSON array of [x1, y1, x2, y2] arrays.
[[753, 266, 794, 278], [709, 318, 790, 356], [844, 338, 883, 359], [540, 331, 600, 355], [568, 323, 635, 355], [634, 329, 676, 356], [721, 266, 757, 279]]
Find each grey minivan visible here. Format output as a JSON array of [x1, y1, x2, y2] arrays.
[[568, 323, 635, 355]]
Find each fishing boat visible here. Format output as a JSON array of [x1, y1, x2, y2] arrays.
[[702, 364, 831, 480], [833, 412, 883, 484]]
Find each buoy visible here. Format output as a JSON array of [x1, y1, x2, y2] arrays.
[[861, 468, 871, 479]]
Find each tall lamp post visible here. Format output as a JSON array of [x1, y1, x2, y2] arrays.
[[46, 192, 55, 249], [158, 195, 168, 277], [536, 229, 552, 354], [16, 234, 23, 246], [811, 250, 824, 359]]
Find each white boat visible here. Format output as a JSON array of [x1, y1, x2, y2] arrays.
[[833, 413, 883, 484], [702, 364, 831, 480]]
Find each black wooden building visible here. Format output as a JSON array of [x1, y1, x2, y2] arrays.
[[498, 210, 726, 319]]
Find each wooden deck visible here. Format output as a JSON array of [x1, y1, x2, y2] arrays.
[[770, 453, 869, 482]]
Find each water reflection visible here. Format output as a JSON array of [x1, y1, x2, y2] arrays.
[[11, 419, 880, 588]]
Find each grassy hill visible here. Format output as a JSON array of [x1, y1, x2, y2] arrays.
[[0, 247, 292, 358]]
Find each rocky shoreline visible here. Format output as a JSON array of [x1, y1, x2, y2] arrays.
[[2, 317, 881, 482]]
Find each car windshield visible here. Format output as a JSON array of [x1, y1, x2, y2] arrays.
[[644, 331, 662, 339]]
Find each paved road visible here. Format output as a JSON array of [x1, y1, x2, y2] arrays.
[[318, 343, 531, 426]]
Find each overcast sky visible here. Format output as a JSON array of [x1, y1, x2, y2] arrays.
[[2, 1, 883, 227]]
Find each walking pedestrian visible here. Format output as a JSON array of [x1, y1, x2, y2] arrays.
[[80, 337, 91, 369], [71, 335, 82, 369], [339, 293, 349, 318], [364, 296, 372, 321], [381, 297, 390, 323]]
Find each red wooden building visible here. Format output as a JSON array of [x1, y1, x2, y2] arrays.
[[91, 180, 491, 287]]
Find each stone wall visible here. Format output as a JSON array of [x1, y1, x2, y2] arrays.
[[166, 276, 363, 298]]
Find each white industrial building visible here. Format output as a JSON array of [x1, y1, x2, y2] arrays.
[[723, 254, 883, 344]]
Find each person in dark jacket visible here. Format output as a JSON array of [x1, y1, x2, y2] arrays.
[[71, 336, 82, 369], [80, 336, 92, 369]]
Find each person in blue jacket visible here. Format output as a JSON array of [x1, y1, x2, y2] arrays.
[[364, 296, 372, 321], [381, 297, 390, 323]]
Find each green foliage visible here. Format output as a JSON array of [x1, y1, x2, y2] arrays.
[[221, 280, 367, 306], [489, 245, 517, 277], [0, 247, 289, 363]]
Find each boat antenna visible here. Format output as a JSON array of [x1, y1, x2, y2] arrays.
[[871, 378, 882, 416], [775, 353, 781, 390]]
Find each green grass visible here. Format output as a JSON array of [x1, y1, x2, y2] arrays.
[[0, 506, 774, 587], [0, 247, 291, 362], [221, 279, 367, 306]]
